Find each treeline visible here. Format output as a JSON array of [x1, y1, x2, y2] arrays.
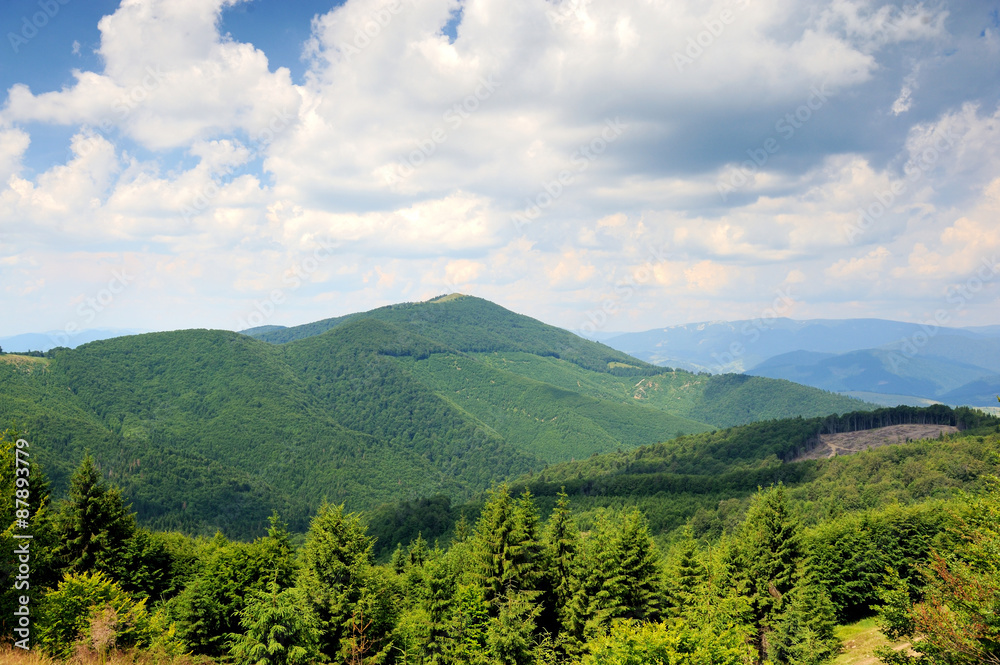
[[366, 411, 1000, 558], [533, 405, 997, 480], [5, 424, 999, 664], [814, 403, 989, 434]]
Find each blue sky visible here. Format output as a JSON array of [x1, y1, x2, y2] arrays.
[[0, 0, 998, 339]]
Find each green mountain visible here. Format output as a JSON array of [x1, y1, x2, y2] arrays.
[[0, 294, 870, 538]]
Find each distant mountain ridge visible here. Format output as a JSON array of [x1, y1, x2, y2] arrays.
[[603, 317, 1000, 406], [0, 328, 145, 352]]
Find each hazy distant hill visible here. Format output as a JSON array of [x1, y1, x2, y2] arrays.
[[605, 317, 1000, 406], [604, 318, 944, 372], [0, 328, 144, 352], [0, 295, 868, 537], [748, 339, 1000, 407]]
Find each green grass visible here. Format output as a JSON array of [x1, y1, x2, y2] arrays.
[[833, 617, 911, 665]]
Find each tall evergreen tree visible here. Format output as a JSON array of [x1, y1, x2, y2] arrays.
[[544, 490, 579, 635], [418, 552, 453, 664], [617, 508, 663, 622], [730, 484, 820, 664], [510, 489, 546, 600], [171, 524, 297, 657], [296, 501, 374, 661], [228, 582, 322, 665], [472, 485, 545, 612], [666, 524, 706, 617], [565, 512, 625, 645], [769, 569, 840, 665], [53, 453, 136, 578]]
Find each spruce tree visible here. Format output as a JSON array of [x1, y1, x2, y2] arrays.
[[544, 490, 579, 634], [732, 484, 808, 663], [768, 570, 840, 665], [667, 524, 706, 617], [296, 501, 374, 661], [54, 453, 136, 578], [472, 484, 517, 609], [424, 554, 456, 665], [408, 533, 429, 567], [390, 544, 407, 575], [228, 582, 322, 665], [579, 512, 627, 638], [509, 489, 546, 600], [472, 485, 545, 611], [617, 508, 663, 622]]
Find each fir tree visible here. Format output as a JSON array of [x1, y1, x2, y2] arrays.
[[667, 524, 706, 617], [472, 485, 544, 609], [390, 544, 407, 575], [486, 592, 539, 665], [296, 501, 374, 661], [228, 582, 322, 665], [53, 453, 136, 578], [544, 490, 579, 634], [408, 533, 429, 567], [769, 572, 840, 665], [617, 508, 663, 622], [424, 554, 456, 665], [731, 484, 805, 663]]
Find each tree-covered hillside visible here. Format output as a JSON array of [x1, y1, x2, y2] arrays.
[[4, 422, 999, 665], [0, 295, 874, 538], [250, 294, 659, 374], [366, 405, 1000, 557]]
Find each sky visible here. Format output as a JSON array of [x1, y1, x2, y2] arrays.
[[0, 0, 998, 340]]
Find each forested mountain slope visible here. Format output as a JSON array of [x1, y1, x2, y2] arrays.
[[0, 295, 872, 538], [367, 405, 1000, 556]]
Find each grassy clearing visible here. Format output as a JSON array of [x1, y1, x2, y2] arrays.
[[0, 355, 49, 372], [833, 617, 913, 665]]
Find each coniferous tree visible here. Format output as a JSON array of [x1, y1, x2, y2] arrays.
[[472, 485, 518, 609], [617, 508, 663, 622], [472, 485, 544, 611], [170, 524, 296, 657], [54, 453, 136, 578], [228, 581, 322, 665], [666, 524, 706, 617], [728, 484, 838, 664], [408, 533, 429, 567], [769, 571, 840, 665], [486, 592, 539, 665], [509, 489, 546, 601], [544, 490, 579, 636], [296, 501, 374, 661], [564, 511, 625, 646], [424, 553, 456, 665], [390, 544, 407, 575]]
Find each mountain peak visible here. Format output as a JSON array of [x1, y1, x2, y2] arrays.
[[425, 293, 469, 303]]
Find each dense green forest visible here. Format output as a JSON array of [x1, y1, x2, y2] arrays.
[[365, 405, 997, 556], [2, 418, 998, 664], [0, 296, 867, 538]]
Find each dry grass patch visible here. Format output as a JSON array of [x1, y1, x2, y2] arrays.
[[0, 646, 212, 665]]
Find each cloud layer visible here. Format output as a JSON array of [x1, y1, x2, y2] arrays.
[[1, 0, 998, 337]]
